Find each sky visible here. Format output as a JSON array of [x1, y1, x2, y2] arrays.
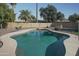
[[15, 3, 79, 20]]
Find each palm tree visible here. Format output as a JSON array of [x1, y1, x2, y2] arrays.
[[18, 10, 33, 22]]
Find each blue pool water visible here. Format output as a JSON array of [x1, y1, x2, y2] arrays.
[[11, 29, 69, 56]]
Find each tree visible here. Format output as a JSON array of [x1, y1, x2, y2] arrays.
[[10, 3, 16, 21], [56, 12, 65, 29], [39, 4, 57, 22], [10, 3, 16, 12], [76, 16, 79, 21], [30, 15, 36, 22], [57, 12, 64, 21], [0, 3, 15, 28], [0, 4, 8, 21], [68, 13, 79, 22], [18, 10, 36, 22], [5, 9, 15, 22]]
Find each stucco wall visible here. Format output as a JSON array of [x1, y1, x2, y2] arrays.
[[7, 22, 52, 29], [7, 22, 78, 30], [51, 22, 77, 28]]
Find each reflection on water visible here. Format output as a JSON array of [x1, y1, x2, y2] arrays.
[[45, 40, 66, 56], [75, 48, 79, 56], [45, 32, 69, 56]]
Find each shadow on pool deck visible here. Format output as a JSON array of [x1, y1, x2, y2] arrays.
[[75, 48, 79, 56], [45, 40, 66, 56]]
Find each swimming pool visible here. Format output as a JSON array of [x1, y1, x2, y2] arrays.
[[11, 29, 69, 56]]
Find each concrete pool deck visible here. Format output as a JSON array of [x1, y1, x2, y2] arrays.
[[0, 28, 79, 56]]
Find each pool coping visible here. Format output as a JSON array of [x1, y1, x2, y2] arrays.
[[0, 28, 78, 56]]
